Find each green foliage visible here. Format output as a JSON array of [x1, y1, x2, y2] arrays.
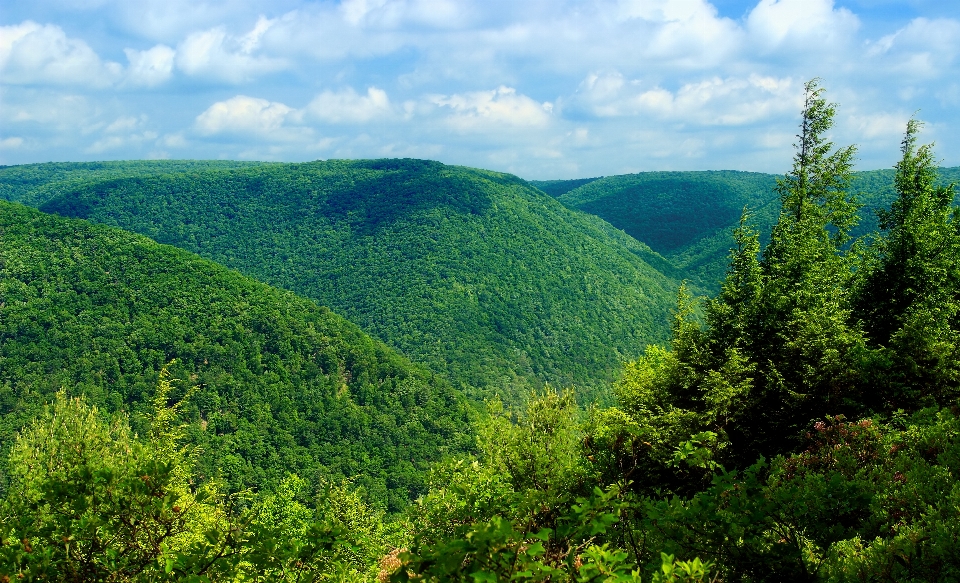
[[0, 160, 267, 207], [606, 80, 872, 474], [0, 200, 471, 508], [529, 177, 604, 198], [0, 383, 393, 581], [0, 390, 217, 580], [578, 84, 960, 582], [557, 170, 781, 289], [553, 159, 959, 294], [638, 407, 960, 582], [394, 393, 649, 582], [14, 159, 678, 404], [854, 118, 960, 409]]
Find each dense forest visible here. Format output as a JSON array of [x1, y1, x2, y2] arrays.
[[0, 201, 471, 510], [22, 160, 679, 404], [2, 79, 960, 581], [554, 167, 960, 291]]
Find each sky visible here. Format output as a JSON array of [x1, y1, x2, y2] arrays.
[[1, 0, 958, 179]]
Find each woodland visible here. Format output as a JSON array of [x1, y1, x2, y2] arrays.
[[0, 79, 959, 581]]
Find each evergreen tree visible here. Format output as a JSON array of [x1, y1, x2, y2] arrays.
[[728, 79, 865, 459], [854, 118, 960, 408], [611, 79, 868, 473]]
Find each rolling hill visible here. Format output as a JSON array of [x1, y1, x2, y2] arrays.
[[0, 160, 269, 208], [553, 167, 960, 291], [0, 200, 470, 510], [21, 159, 681, 404]]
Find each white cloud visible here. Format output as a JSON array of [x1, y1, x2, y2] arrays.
[[104, 115, 147, 133], [0, 137, 25, 150], [429, 86, 553, 131], [307, 87, 392, 123], [177, 18, 287, 83], [847, 112, 910, 139], [867, 18, 960, 78], [194, 95, 306, 140], [616, 0, 742, 66], [746, 0, 860, 54], [0, 21, 122, 87], [0, 92, 99, 131], [124, 44, 175, 87], [86, 131, 158, 154], [159, 133, 188, 148], [339, 0, 469, 28], [570, 73, 798, 126]]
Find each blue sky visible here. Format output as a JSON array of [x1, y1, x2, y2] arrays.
[[1, 0, 958, 179]]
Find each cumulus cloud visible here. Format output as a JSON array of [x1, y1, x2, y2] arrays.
[[429, 86, 553, 131], [124, 45, 175, 87], [746, 0, 860, 54], [0, 92, 98, 131], [194, 95, 306, 140], [847, 112, 911, 139], [0, 21, 122, 87], [616, 0, 742, 67], [2, 2, 958, 173], [339, 0, 470, 28], [570, 72, 798, 126], [177, 17, 287, 83], [307, 87, 392, 123], [0, 137, 25, 150], [867, 18, 960, 78], [87, 131, 159, 154]]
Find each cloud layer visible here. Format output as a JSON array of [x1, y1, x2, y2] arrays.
[[1, 0, 958, 177]]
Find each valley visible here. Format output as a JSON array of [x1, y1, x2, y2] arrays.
[[2, 121, 959, 580]]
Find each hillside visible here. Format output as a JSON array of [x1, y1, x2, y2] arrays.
[[555, 167, 960, 290], [0, 200, 470, 510], [22, 159, 680, 403], [528, 177, 603, 198], [0, 160, 270, 208]]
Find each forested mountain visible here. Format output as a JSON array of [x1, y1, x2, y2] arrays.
[[0, 200, 470, 510], [22, 159, 680, 403], [0, 160, 269, 207], [528, 177, 603, 198], [554, 167, 960, 290], [4, 81, 960, 581]]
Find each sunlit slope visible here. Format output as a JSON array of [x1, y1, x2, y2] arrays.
[[556, 168, 960, 291], [0, 200, 470, 510], [0, 160, 270, 207], [35, 159, 679, 403]]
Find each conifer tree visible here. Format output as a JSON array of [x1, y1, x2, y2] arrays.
[[611, 80, 868, 471], [727, 79, 866, 458], [854, 118, 960, 408]]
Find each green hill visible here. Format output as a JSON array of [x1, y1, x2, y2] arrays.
[[21, 159, 680, 403], [0, 160, 269, 208], [528, 177, 603, 198], [555, 167, 960, 291], [0, 200, 470, 510]]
